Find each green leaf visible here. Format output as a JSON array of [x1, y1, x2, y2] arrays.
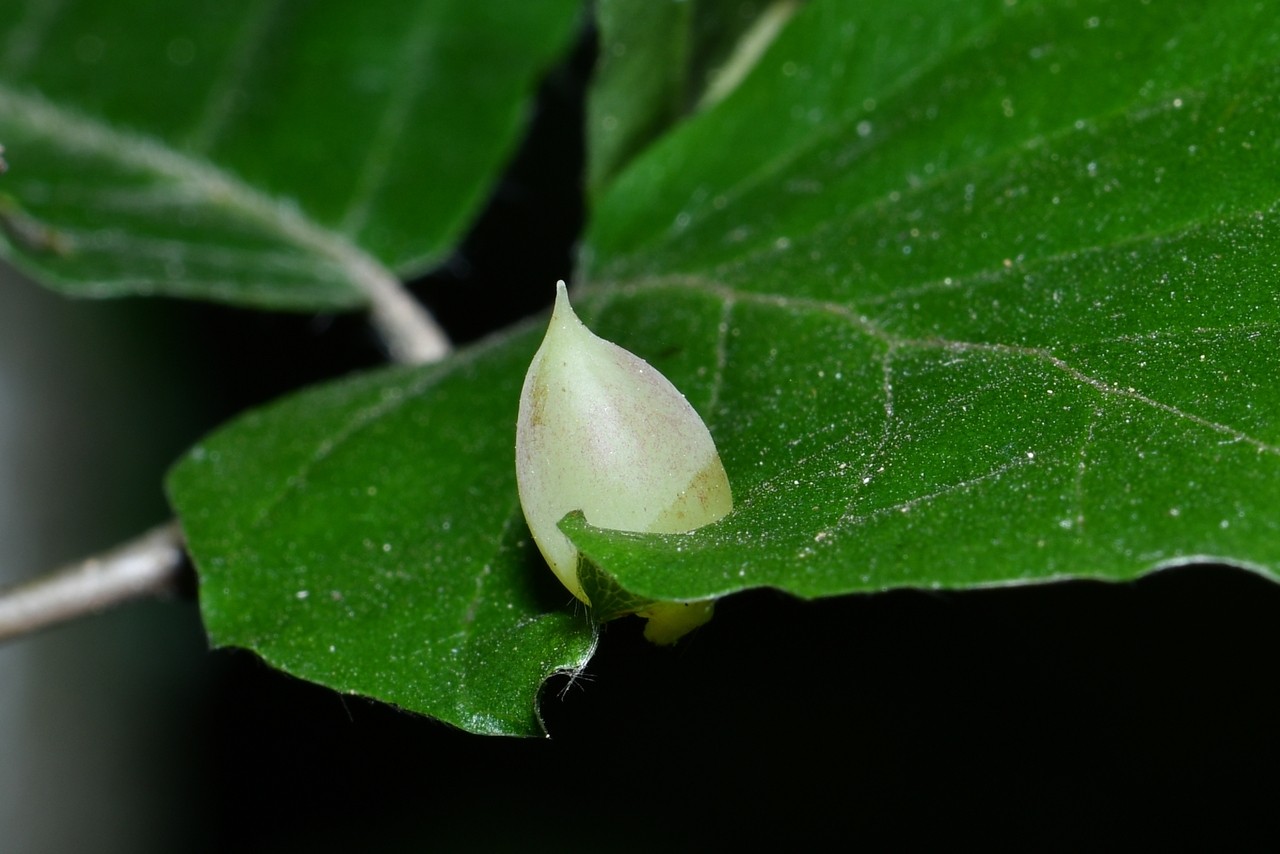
[[0, 0, 580, 310], [566, 0, 1280, 602], [166, 328, 596, 737], [586, 0, 797, 195], [165, 0, 1280, 734]]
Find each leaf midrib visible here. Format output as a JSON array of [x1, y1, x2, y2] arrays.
[[0, 81, 394, 307], [591, 270, 1280, 520]]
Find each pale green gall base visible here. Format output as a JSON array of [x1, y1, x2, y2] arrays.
[[637, 599, 715, 645]]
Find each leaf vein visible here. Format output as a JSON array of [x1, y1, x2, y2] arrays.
[[339, 3, 443, 239], [619, 276, 1280, 460], [703, 296, 735, 423], [185, 0, 283, 153], [838, 450, 1039, 529], [2, 0, 63, 78], [661, 7, 1007, 251], [0, 82, 397, 308]]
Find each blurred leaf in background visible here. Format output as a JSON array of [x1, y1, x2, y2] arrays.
[[0, 0, 580, 309]]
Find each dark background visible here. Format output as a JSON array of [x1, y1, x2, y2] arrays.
[[5, 25, 1279, 853]]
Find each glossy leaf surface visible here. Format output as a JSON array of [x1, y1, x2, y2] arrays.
[[568, 0, 1280, 600], [168, 329, 596, 736]]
